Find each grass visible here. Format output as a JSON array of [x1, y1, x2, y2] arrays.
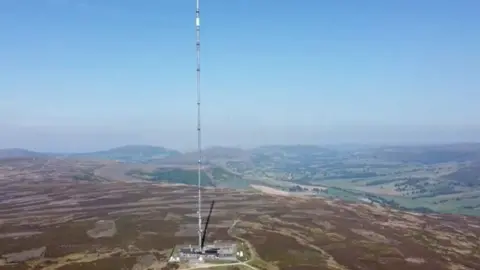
[[235, 241, 251, 262], [127, 166, 253, 189], [196, 266, 251, 270], [210, 167, 252, 189], [229, 231, 276, 270], [55, 257, 137, 270], [239, 230, 325, 270], [149, 169, 213, 186], [293, 160, 480, 213]]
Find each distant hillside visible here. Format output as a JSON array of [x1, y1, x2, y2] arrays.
[[444, 162, 480, 188], [159, 146, 250, 165], [372, 144, 480, 164], [128, 167, 214, 186], [0, 148, 47, 159], [126, 165, 251, 188], [71, 145, 181, 163], [252, 144, 335, 156]]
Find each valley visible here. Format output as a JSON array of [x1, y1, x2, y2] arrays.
[[2, 143, 480, 217]]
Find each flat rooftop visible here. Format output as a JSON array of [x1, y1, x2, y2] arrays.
[[177, 240, 236, 250]]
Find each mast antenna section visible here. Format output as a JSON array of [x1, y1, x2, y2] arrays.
[[195, 0, 203, 252]]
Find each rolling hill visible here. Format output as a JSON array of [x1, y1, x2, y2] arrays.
[[158, 146, 250, 165], [0, 148, 46, 159], [4, 143, 480, 216], [0, 145, 181, 163], [125, 165, 252, 189], [71, 145, 181, 163]]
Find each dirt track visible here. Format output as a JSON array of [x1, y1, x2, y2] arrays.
[[250, 185, 290, 196]]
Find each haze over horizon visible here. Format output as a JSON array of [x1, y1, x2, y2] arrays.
[[1, 0, 479, 152]]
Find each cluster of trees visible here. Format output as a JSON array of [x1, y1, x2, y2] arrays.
[[288, 185, 306, 192], [72, 174, 95, 181], [366, 178, 398, 186], [365, 193, 435, 213], [321, 171, 380, 180], [463, 205, 480, 210], [445, 165, 480, 187], [150, 169, 214, 187], [72, 170, 98, 181], [413, 186, 460, 198], [287, 185, 326, 194]]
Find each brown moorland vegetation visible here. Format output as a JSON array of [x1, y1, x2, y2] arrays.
[[0, 158, 479, 270]]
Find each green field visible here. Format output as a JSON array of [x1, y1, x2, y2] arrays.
[[126, 166, 253, 189], [14, 143, 479, 216]]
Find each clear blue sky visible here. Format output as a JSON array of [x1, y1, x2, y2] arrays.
[[1, 0, 479, 152]]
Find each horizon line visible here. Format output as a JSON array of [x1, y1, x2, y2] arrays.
[[2, 141, 480, 154]]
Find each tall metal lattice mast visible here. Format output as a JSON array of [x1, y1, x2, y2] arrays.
[[195, 0, 203, 252]]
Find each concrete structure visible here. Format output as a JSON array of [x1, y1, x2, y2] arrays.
[[173, 241, 238, 263]]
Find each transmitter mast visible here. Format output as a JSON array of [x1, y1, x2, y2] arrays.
[[195, 0, 203, 252]]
